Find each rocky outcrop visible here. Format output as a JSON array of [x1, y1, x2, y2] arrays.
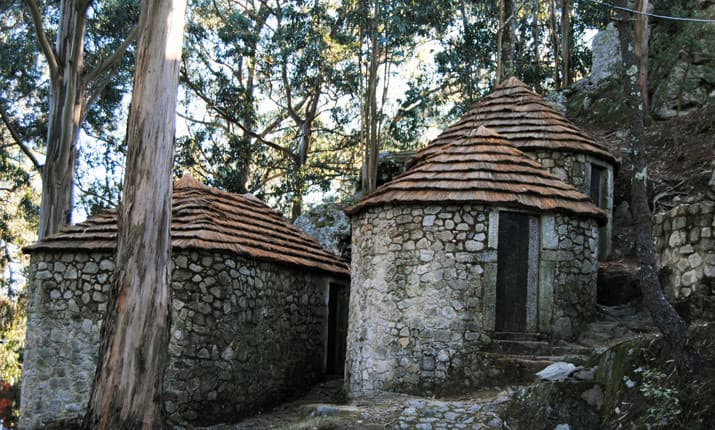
[[652, 60, 715, 119], [589, 23, 621, 86], [294, 204, 351, 259]]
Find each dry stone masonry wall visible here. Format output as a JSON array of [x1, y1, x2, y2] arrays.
[[530, 150, 588, 191], [21, 252, 114, 428], [165, 251, 327, 426], [347, 204, 598, 398], [546, 215, 600, 339], [21, 250, 333, 429], [528, 149, 613, 258], [348, 204, 493, 397], [654, 201, 715, 317]]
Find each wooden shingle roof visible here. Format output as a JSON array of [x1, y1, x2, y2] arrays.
[[346, 126, 607, 224], [408, 77, 616, 168], [25, 175, 349, 277]]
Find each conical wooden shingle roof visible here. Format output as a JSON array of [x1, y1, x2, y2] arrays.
[[25, 175, 349, 277], [408, 77, 616, 168], [346, 126, 606, 224]]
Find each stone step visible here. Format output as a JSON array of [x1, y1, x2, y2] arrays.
[[492, 331, 547, 341], [477, 352, 593, 386], [490, 339, 552, 356], [478, 353, 553, 386], [551, 344, 593, 357]]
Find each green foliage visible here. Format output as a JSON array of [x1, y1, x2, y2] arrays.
[[636, 367, 682, 429], [0, 296, 26, 428], [0, 0, 140, 218], [179, 0, 367, 215]]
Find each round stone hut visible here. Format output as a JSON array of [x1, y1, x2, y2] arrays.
[[345, 126, 605, 397], [20, 176, 350, 429], [409, 77, 617, 258]]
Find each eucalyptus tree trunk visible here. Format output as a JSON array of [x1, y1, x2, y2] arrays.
[[548, 0, 562, 90], [496, 0, 516, 83], [25, 0, 138, 239], [83, 0, 186, 428], [614, 0, 699, 377], [560, 0, 573, 87], [634, 0, 649, 111], [360, 7, 382, 195], [35, 0, 88, 239], [531, 0, 542, 92], [287, 70, 323, 220]]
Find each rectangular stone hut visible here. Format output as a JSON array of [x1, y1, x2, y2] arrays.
[[20, 177, 350, 429]]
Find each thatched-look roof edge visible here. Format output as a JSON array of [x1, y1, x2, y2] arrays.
[[406, 77, 617, 169], [346, 126, 607, 226], [24, 175, 350, 278]]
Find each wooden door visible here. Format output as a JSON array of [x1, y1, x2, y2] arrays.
[[496, 212, 530, 332], [326, 283, 349, 376]]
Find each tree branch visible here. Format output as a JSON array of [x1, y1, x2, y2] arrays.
[[0, 103, 42, 171], [84, 25, 140, 84], [180, 72, 299, 163], [23, 0, 59, 78]]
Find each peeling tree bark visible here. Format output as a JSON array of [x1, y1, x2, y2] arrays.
[[24, 0, 138, 239], [35, 0, 87, 239], [83, 0, 186, 428], [614, 0, 699, 378], [497, 0, 516, 83], [634, 0, 649, 112]]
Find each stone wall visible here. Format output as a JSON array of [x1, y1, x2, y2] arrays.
[[346, 204, 598, 398], [546, 215, 600, 339], [654, 201, 715, 315], [21, 252, 114, 428], [21, 250, 338, 429], [528, 149, 614, 259], [165, 251, 329, 425], [529, 150, 588, 191]]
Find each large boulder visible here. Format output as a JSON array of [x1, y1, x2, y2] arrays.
[[294, 203, 351, 259], [589, 23, 621, 86], [652, 61, 715, 119]]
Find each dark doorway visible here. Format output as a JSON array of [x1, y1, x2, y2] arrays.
[[590, 164, 606, 208], [496, 212, 530, 332], [590, 164, 608, 259], [326, 283, 349, 376]]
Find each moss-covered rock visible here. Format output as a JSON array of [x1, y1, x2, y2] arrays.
[[501, 381, 602, 430]]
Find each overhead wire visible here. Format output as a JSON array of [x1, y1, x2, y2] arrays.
[[582, 0, 715, 23]]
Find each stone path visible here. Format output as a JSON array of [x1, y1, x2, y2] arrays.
[[577, 302, 656, 347], [395, 388, 515, 430], [196, 379, 517, 430], [196, 303, 657, 430]]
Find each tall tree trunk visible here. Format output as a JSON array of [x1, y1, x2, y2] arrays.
[[560, 0, 573, 87], [459, 0, 474, 104], [497, 0, 516, 83], [548, 0, 561, 90], [634, 0, 649, 111], [531, 0, 542, 92], [83, 0, 186, 428], [25, 0, 138, 239], [361, 5, 381, 194], [36, 0, 88, 239], [614, 0, 699, 378]]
